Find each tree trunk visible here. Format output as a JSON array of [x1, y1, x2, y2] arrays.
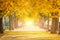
[[0, 18, 3, 34], [9, 14, 18, 30], [14, 18, 18, 28], [9, 15, 14, 30], [51, 18, 58, 33], [13, 14, 18, 28], [58, 22, 60, 34]]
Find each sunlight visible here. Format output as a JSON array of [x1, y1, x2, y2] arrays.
[[25, 21, 33, 26], [13, 19, 46, 32]]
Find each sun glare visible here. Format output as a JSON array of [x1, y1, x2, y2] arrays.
[[13, 19, 46, 32], [25, 21, 33, 25]]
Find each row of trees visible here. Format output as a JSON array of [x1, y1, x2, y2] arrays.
[[0, 0, 60, 33]]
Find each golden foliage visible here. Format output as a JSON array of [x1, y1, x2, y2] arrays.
[[0, 0, 60, 18]]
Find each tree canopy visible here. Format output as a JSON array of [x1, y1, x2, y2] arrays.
[[0, 0, 60, 18]]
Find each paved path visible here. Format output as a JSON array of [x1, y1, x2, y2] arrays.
[[0, 32, 60, 40]]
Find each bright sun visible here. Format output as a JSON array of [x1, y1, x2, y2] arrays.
[[25, 21, 33, 26], [14, 19, 46, 32]]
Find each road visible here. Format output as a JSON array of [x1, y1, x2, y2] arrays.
[[0, 32, 60, 40]]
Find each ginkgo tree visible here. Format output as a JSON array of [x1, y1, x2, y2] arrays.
[[0, 0, 60, 33]]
